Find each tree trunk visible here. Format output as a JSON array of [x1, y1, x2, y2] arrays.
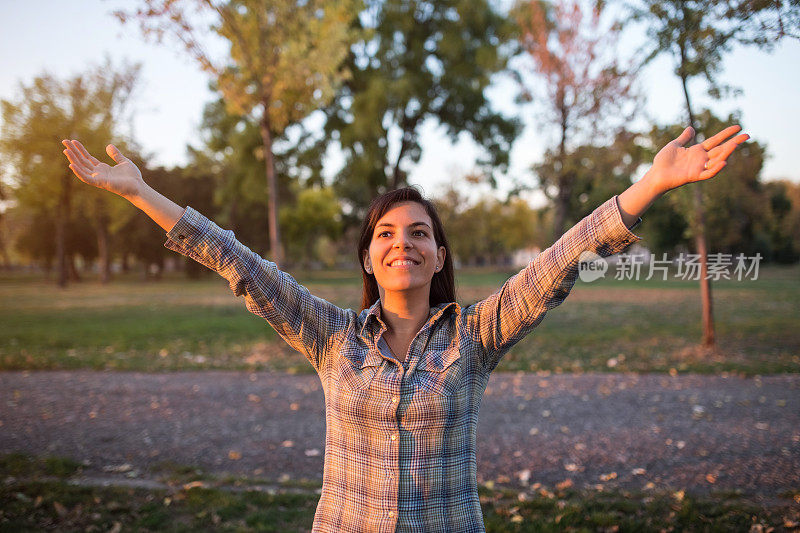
[[680, 71, 715, 348], [96, 201, 111, 284], [551, 100, 571, 241], [259, 107, 283, 268], [55, 172, 71, 287]]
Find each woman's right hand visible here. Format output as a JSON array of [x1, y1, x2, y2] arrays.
[[62, 140, 145, 199]]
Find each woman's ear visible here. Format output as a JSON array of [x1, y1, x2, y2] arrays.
[[363, 250, 372, 274], [436, 246, 446, 272]]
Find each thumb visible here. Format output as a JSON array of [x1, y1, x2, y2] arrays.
[[106, 144, 129, 164], [674, 126, 694, 147]]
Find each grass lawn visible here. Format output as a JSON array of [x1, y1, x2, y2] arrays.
[[1, 264, 798, 375], [2, 453, 797, 531]]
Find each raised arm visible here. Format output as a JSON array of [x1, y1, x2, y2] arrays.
[[467, 124, 749, 375], [62, 140, 184, 232], [62, 139, 351, 375], [616, 125, 749, 226]]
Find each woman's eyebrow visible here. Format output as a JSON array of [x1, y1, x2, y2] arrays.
[[376, 221, 432, 229]]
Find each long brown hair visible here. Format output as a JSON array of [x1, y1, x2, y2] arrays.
[[357, 187, 456, 311]]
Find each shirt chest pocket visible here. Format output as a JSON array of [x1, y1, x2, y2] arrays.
[[338, 360, 378, 391], [412, 350, 465, 397], [401, 351, 467, 431]]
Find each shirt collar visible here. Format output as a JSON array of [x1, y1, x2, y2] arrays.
[[357, 300, 460, 342]]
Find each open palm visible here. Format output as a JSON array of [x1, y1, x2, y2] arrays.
[[62, 140, 144, 198], [650, 125, 749, 193]]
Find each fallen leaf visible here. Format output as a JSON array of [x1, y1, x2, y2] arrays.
[[305, 448, 321, 457], [282, 440, 294, 448], [228, 450, 241, 460], [556, 479, 573, 490], [705, 473, 716, 484], [102, 464, 132, 473], [53, 501, 68, 517], [248, 394, 261, 403], [183, 481, 204, 490], [564, 463, 580, 472], [539, 488, 555, 499], [673, 490, 685, 501], [109, 522, 122, 533], [631, 468, 646, 476], [600, 472, 617, 481], [290, 403, 299, 410]]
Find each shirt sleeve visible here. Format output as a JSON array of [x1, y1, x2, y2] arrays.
[[464, 195, 642, 374], [163, 206, 351, 374]]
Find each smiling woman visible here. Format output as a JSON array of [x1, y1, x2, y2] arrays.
[[61, 124, 748, 532]]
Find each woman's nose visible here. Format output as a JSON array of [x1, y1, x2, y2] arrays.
[[393, 233, 411, 249]]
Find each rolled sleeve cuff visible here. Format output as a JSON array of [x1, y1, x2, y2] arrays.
[[164, 206, 210, 253], [589, 195, 642, 256]]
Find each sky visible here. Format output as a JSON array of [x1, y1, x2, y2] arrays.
[[1, 0, 799, 205]]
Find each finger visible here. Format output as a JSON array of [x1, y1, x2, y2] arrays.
[[696, 160, 726, 181], [68, 163, 95, 183], [63, 150, 94, 177], [66, 140, 93, 169], [674, 126, 694, 147], [73, 139, 102, 166], [701, 125, 742, 150], [106, 144, 129, 164], [708, 133, 750, 161]]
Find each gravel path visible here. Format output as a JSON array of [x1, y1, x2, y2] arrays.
[[1, 371, 798, 501]]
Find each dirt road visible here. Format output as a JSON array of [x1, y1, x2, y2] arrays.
[[1, 371, 798, 501]]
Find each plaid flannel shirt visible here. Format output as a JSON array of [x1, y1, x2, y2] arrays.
[[164, 195, 641, 532]]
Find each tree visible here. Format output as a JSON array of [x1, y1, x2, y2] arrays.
[[533, 129, 647, 230], [0, 61, 140, 286], [513, 0, 639, 240], [319, 0, 521, 214], [117, 0, 362, 267], [629, 0, 800, 347], [279, 186, 343, 267], [433, 174, 547, 266], [190, 96, 325, 258]]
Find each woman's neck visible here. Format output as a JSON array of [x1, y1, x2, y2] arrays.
[[378, 287, 431, 340]]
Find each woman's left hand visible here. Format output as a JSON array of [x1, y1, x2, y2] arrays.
[[647, 125, 750, 194]]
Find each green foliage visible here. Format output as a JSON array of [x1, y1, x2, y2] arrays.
[[279, 186, 343, 267], [629, 0, 799, 107], [320, 0, 521, 212], [436, 189, 546, 265], [0, 60, 141, 278], [637, 110, 796, 260], [533, 130, 647, 229]]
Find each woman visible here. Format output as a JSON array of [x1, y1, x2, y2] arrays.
[[62, 124, 747, 532]]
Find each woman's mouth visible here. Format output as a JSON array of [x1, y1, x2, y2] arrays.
[[389, 259, 418, 267]]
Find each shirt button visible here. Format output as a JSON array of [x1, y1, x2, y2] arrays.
[[388, 511, 395, 518], [177, 234, 186, 240], [391, 396, 398, 403], [390, 433, 397, 441]]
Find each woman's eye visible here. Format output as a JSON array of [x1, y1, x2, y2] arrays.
[[378, 231, 391, 238]]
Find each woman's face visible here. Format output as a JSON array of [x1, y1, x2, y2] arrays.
[[363, 201, 446, 297]]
